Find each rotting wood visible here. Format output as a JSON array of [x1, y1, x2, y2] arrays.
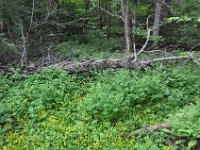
[[0, 53, 199, 74], [20, 54, 199, 73]]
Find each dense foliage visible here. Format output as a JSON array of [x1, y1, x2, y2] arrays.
[[0, 0, 200, 149], [0, 65, 199, 149]]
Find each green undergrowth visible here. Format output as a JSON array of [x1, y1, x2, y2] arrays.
[[0, 64, 200, 149], [54, 38, 124, 61]]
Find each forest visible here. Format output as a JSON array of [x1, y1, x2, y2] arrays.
[[0, 0, 200, 149]]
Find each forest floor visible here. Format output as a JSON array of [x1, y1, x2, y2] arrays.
[[0, 62, 200, 149]]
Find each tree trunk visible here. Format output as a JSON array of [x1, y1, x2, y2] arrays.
[[16, 55, 196, 74], [0, 21, 3, 32], [83, 0, 89, 36], [121, 0, 130, 52], [131, 0, 137, 50], [19, 19, 28, 67], [106, 2, 111, 38], [153, 0, 162, 49]]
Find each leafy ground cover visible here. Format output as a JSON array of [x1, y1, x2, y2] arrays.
[[0, 64, 200, 149]]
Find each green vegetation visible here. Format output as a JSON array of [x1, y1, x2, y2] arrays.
[[0, 0, 200, 149], [0, 65, 199, 149], [54, 37, 122, 61]]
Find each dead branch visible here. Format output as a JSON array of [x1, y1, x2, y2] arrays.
[[140, 55, 194, 65], [135, 16, 156, 60], [143, 50, 162, 54], [121, 123, 172, 138]]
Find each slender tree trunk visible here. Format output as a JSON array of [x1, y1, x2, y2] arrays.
[[19, 19, 27, 66], [131, 0, 137, 49], [124, 14, 130, 52], [121, 0, 130, 52], [153, 0, 162, 49], [98, 0, 103, 29], [83, 0, 89, 36], [0, 21, 3, 32], [106, 2, 111, 38]]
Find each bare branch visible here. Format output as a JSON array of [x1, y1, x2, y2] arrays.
[[141, 55, 194, 65], [135, 16, 156, 59], [143, 50, 162, 54]]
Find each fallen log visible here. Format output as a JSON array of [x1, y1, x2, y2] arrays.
[[0, 54, 199, 74], [24, 54, 198, 73], [121, 123, 172, 138]]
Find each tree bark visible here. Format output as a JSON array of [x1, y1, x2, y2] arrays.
[[121, 0, 130, 52], [19, 19, 28, 67], [131, 0, 137, 49], [153, 0, 162, 49], [83, 0, 90, 36], [0, 21, 3, 32]]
